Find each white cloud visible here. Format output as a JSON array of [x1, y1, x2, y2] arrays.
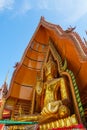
[[37, 0, 73, 11], [1, 0, 87, 22], [0, 0, 14, 11], [19, 0, 86, 23], [37, 0, 49, 10], [17, 0, 32, 15], [66, 0, 87, 22], [0, 0, 31, 15], [36, 0, 87, 22]]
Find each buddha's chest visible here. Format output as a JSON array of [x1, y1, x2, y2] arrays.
[[44, 79, 59, 93]]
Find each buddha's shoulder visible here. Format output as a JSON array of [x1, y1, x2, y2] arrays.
[[45, 78, 63, 86]]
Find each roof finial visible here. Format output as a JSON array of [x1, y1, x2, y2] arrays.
[[40, 16, 45, 21], [65, 26, 76, 33], [83, 37, 87, 46]]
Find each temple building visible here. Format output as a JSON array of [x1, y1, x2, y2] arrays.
[[0, 17, 87, 129]]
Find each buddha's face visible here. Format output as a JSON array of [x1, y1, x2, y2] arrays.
[[44, 58, 57, 79], [45, 63, 52, 77]]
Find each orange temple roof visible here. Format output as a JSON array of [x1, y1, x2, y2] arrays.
[[7, 17, 87, 101]]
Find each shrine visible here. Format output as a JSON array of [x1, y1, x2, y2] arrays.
[[0, 17, 87, 129]]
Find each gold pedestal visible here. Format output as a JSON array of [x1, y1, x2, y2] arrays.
[[39, 114, 78, 130]]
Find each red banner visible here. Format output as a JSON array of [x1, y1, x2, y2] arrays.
[[48, 124, 85, 130], [3, 109, 11, 118]]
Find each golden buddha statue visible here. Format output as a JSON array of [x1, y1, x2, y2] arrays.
[[15, 55, 78, 128], [38, 55, 70, 122]]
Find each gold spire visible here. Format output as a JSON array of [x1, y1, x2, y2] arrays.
[[4, 69, 9, 83]]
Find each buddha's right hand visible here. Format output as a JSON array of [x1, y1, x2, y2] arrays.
[[41, 100, 62, 116]]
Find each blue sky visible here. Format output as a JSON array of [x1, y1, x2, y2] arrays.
[[0, 0, 87, 87]]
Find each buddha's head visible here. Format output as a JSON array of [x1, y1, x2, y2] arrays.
[[44, 55, 57, 80]]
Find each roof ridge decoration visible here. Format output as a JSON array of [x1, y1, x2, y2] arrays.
[[49, 39, 67, 73], [83, 37, 87, 47], [40, 17, 87, 60], [72, 32, 87, 54]]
